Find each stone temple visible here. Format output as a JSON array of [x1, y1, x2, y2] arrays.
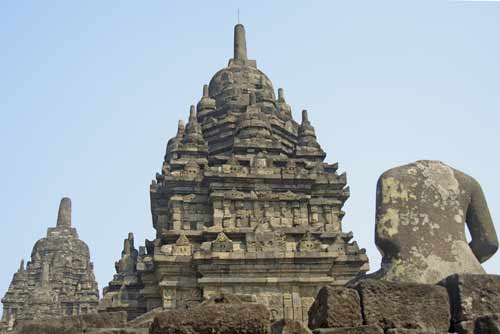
[[0, 198, 99, 331], [100, 24, 369, 323]]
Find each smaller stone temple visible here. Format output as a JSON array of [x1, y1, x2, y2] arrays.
[[0, 198, 99, 331]]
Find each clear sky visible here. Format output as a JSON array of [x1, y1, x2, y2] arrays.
[[1, 1, 499, 300]]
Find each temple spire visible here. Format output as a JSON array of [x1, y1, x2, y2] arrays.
[[234, 24, 247, 61], [189, 105, 196, 122], [278, 88, 285, 102], [176, 120, 185, 138], [56, 197, 71, 228], [183, 105, 206, 146], [302, 109, 309, 125]]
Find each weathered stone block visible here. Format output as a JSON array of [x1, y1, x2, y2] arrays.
[[15, 312, 128, 334], [86, 329, 148, 334], [312, 325, 383, 334], [150, 303, 271, 334], [353, 279, 450, 332], [440, 274, 500, 323], [272, 319, 310, 334], [77, 312, 128, 329], [386, 329, 448, 334], [308, 286, 362, 329], [474, 313, 500, 334]]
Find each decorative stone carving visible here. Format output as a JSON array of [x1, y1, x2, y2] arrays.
[[211, 232, 234, 252], [298, 232, 321, 252], [172, 235, 192, 256], [115, 233, 138, 274]]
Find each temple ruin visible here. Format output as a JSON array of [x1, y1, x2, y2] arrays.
[[0, 198, 99, 331], [100, 24, 369, 323]]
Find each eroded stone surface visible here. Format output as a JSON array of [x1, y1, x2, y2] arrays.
[[353, 279, 450, 332], [474, 314, 500, 334], [312, 326, 383, 334], [307, 286, 362, 329], [440, 274, 500, 328], [385, 329, 448, 334], [13, 312, 127, 334], [0, 198, 99, 330], [272, 319, 311, 334], [372, 160, 498, 284]]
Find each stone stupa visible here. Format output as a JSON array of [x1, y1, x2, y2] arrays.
[[0, 198, 99, 330]]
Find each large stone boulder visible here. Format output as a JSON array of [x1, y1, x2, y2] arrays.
[[371, 160, 498, 284], [307, 286, 362, 329], [150, 303, 271, 334], [352, 279, 450, 332]]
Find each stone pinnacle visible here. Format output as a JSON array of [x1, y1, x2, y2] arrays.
[[56, 197, 71, 228], [302, 110, 309, 124], [234, 24, 247, 61], [278, 88, 285, 102]]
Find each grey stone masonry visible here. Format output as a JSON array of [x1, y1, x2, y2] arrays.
[[101, 23, 369, 324], [0, 198, 99, 331]]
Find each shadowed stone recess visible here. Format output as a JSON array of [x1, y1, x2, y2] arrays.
[[0, 198, 99, 331], [371, 160, 498, 284], [101, 23, 369, 324]]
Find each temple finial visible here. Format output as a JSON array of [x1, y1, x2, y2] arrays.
[[189, 105, 196, 120], [56, 197, 71, 228], [177, 120, 185, 136], [234, 24, 247, 61], [302, 110, 309, 124], [203, 84, 209, 97], [278, 88, 285, 102], [19, 259, 25, 272]]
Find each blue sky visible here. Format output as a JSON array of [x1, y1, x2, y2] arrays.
[[1, 1, 499, 300]]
